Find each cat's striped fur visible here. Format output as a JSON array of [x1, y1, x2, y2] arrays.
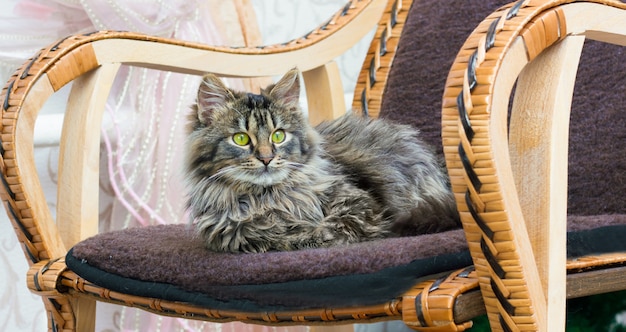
[[185, 68, 459, 253]]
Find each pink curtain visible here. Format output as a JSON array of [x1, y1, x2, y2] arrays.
[[3, 1, 307, 331]]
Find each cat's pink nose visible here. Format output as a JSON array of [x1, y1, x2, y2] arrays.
[[258, 157, 273, 165]]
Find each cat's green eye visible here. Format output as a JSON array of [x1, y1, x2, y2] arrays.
[[232, 132, 250, 146], [271, 130, 286, 144]]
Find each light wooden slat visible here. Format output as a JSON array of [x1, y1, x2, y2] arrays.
[[57, 63, 121, 249]]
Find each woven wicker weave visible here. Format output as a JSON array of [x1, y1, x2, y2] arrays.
[[4, 0, 626, 331], [442, 0, 626, 331]]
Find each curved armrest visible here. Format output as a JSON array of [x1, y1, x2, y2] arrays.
[[0, 0, 386, 263], [442, 0, 626, 331]]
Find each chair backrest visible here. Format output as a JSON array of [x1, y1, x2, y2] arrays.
[[356, 0, 514, 153], [1, 0, 387, 264], [367, 0, 626, 216]]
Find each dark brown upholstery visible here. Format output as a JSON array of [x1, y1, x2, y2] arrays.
[[381, 0, 626, 218]]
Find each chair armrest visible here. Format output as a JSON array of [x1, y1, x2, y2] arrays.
[[442, 0, 626, 331]]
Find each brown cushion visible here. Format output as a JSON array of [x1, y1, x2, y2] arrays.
[[67, 216, 626, 310], [68, 226, 472, 310]]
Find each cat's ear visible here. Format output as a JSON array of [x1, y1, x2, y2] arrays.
[[269, 68, 300, 109], [196, 73, 235, 125]]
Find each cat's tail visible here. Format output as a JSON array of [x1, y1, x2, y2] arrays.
[[389, 198, 461, 236]]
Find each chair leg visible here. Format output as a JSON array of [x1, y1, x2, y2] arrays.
[[72, 297, 96, 332], [40, 295, 96, 332], [39, 294, 86, 332]]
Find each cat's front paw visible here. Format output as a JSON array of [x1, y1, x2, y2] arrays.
[[321, 213, 389, 244], [291, 225, 344, 250], [303, 218, 362, 249]]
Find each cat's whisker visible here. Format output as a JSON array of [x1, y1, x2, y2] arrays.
[[207, 165, 238, 181], [284, 161, 305, 169]]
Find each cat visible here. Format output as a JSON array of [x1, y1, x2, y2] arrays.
[[185, 68, 460, 253]]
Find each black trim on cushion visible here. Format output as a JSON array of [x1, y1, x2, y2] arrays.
[[66, 247, 472, 311], [566, 225, 626, 259], [66, 225, 471, 288]]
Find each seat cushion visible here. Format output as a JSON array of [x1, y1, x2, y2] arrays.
[[66, 215, 626, 312], [67, 225, 471, 311]]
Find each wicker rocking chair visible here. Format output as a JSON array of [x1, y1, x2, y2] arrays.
[[3, 0, 626, 331], [440, 0, 626, 330]]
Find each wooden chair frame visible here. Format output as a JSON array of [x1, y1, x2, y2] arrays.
[[3, 0, 626, 331], [442, 0, 626, 330]]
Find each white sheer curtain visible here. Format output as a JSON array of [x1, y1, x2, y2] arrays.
[[0, 1, 308, 331]]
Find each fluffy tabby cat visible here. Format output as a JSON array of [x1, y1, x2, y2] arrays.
[[185, 68, 460, 253]]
